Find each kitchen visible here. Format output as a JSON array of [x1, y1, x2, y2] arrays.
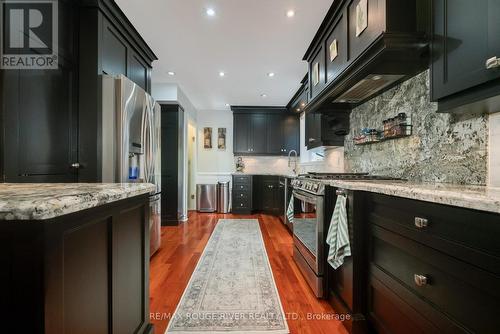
[[0, 0, 499, 334]]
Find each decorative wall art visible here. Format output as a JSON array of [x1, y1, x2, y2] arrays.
[[203, 127, 212, 149], [329, 39, 338, 62], [218, 128, 226, 150], [356, 0, 368, 37]]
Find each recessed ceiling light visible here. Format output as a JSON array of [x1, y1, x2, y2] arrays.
[[261, 93, 267, 98], [219, 71, 225, 77], [286, 10, 295, 18], [167, 71, 175, 76], [300, 102, 306, 107], [296, 108, 301, 112], [206, 8, 216, 17], [267, 72, 275, 77]]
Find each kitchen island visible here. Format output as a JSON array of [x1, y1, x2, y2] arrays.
[[0, 183, 155, 334]]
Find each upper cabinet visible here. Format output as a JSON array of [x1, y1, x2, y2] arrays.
[[431, 0, 500, 113], [232, 107, 300, 156], [303, 0, 430, 112], [78, 0, 158, 182]]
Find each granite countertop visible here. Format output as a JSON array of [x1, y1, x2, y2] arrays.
[[324, 180, 500, 214], [232, 172, 297, 178], [0, 183, 156, 221]]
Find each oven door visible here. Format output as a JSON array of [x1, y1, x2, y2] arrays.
[[292, 189, 324, 276]]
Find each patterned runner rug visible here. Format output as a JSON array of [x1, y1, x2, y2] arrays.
[[166, 219, 289, 334]]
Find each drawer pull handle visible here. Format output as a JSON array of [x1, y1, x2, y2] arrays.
[[414, 274, 428, 287], [414, 217, 428, 229], [486, 56, 500, 69]]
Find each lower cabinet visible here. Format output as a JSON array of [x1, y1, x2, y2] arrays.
[[232, 175, 284, 215], [364, 193, 500, 334], [0, 195, 153, 334], [257, 176, 284, 215]]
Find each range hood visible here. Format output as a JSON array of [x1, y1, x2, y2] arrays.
[[303, 0, 430, 113]]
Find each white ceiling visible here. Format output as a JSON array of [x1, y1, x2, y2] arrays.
[[115, 0, 333, 110]]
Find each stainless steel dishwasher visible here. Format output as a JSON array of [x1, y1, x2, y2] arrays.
[[196, 184, 217, 212]]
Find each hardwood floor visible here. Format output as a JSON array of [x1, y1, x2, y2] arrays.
[[149, 212, 349, 334]]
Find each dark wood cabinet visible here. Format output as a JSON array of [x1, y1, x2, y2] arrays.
[[251, 113, 268, 154], [302, 0, 429, 112], [0, 0, 79, 183], [364, 192, 500, 333], [233, 113, 250, 153], [282, 114, 300, 154], [232, 175, 253, 214], [431, 0, 500, 113], [232, 175, 284, 215], [0, 0, 157, 184], [160, 104, 185, 225], [305, 111, 350, 149], [0, 194, 153, 334], [232, 107, 300, 156], [267, 114, 284, 155], [260, 177, 283, 215], [78, 0, 157, 182]]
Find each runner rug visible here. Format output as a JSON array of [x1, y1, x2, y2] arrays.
[[166, 219, 289, 334]]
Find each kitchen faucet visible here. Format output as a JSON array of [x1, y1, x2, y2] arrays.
[[288, 150, 298, 175]]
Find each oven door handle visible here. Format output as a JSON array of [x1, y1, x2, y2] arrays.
[[292, 190, 319, 204]]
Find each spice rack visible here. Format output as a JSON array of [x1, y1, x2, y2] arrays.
[[353, 113, 412, 146]]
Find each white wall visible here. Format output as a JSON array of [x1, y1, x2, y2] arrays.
[[489, 113, 500, 187], [151, 83, 177, 101], [196, 110, 234, 184]]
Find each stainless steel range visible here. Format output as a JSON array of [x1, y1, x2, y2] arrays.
[[290, 173, 399, 298]]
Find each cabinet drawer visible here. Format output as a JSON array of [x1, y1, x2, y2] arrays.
[[371, 225, 500, 333], [233, 191, 249, 200], [368, 274, 442, 334], [233, 183, 250, 192], [233, 198, 251, 210], [233, 175, 252, 185], [368, 193, 500, 275]]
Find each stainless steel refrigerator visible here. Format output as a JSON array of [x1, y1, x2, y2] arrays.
[[101, 75, 162, 256]]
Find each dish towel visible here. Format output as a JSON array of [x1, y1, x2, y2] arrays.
[[326, 195, 351, 269], [287, 197, 294, 224]]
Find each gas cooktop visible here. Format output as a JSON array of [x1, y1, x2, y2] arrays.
[[292, 173, 401, 195]]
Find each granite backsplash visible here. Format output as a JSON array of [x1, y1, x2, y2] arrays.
[[344, 70, 488, 185]]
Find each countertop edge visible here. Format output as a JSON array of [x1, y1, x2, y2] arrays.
[[325, 180, 500, 215], [0, 183, 156, 221]]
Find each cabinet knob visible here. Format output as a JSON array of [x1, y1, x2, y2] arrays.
[[70, 162, 81, 169], [486, 56, 500, 69], [414, 217, 429, 229], [414, 274, 428, 287]]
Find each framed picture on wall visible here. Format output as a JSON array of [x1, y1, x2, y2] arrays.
[[204, 127, 212, 149], [218, 128, 226, 150]]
